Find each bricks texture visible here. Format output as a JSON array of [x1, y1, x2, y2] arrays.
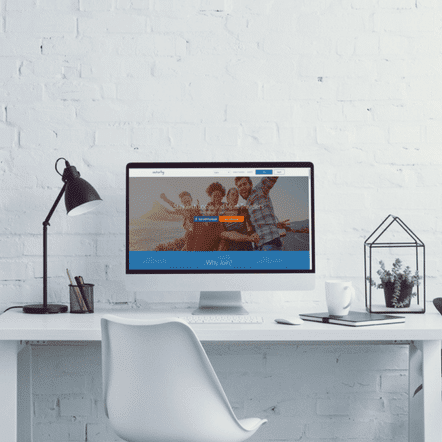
[[1, 0, 441, 441]]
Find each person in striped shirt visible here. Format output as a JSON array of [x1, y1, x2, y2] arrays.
[[234, 176, 290, 251]]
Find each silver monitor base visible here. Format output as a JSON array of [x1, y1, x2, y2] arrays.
[[192, 291, 249, 315]]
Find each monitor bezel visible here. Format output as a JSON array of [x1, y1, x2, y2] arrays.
[[126, 161, 315, 275]]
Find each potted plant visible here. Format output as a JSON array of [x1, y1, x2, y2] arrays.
[[367, 259, 421, 308]]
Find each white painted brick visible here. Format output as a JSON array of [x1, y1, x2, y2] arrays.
[[6, 11, 76, 34], [81, 58, 126, 79], [337, 79, 373, 101], [117, 80, 184, 101], [95, 127, 130, 146], [0, 123, 16, 147], [390, 398, 408, 415], [373, 102, 424, 122], [307, 419, 377, 439], [77, 102, 147, 123], [41, 36, 92, 57], [389, 125, 422, 144], [153, 35, 185, 57], [60, 396, 92, 417], [353, 125, 387, 144], [381, 372, 409, 393], [370, 80, 407, 102], [189, 77, 258, 101], [78, 15, 147, 35], [86, 422, 124, 441], [351, 0, 376, 9], [0, 58, 19, 81], [7, 103, 76, 125], [33, 422, 85, 441], [20, 125, 58, 148], [80, 0, 113, 11], [379, 34, 409, 56], [426, 123, 442, 143], [96, 237, 124, 256], [0, 35, 42, 56], [0, 261, 29, 280], [0, 82, 42, 102], [153, 100, 224, 124], [6, 0, 37, 11], [101, 83, 117, 99], [316, 398, 350, 416], [120, 58, 152, 78], [0, 238, 23, 257], [226, 103, 294, 125], [206, 125, 239, 146], [379, 0, 416, 9], [38, 0, 79, 10], [23, 236, 96, 257], [200, 0, 230, 12], [354, 33, 380, 56], [241, 125, 277, 146], [33, 396, 58, 420], [316, 124, 354, 145], [169, 125, 205, 147], [116, 0, 150, 9], [132, 126, 170, 148], [374, 10, 435, 33], [45, 81, 101, 101]]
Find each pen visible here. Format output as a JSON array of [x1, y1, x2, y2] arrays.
[[66, 269, 88, 312]]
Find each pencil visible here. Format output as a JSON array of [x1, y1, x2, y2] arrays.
[[66, 269, 88, 312]]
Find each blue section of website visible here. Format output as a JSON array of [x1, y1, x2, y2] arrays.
[[129, 251, 311, 270]]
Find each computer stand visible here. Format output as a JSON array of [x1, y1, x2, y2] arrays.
[[192, 291, 249, 315]]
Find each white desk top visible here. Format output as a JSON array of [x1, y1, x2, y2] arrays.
[[1, 303, 442, 342]]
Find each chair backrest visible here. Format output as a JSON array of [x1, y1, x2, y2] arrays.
[[101, 315, 251, 442]]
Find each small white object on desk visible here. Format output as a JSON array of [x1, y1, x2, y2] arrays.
[[274, 317, 304, 326]]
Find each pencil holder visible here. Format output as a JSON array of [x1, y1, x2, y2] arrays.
[[69, 284, 94, 313]]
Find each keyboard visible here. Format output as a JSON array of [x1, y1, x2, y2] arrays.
[[181, 315, 264, 324]]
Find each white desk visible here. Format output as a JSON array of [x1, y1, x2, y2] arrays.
[[1, 305, 441, 442]]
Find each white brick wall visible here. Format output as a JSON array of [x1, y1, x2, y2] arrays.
[[1, 1, 441, 441]]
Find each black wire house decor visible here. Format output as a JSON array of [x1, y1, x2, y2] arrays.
[[364, 215, 425, 314]]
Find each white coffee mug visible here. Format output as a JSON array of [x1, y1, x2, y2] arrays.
[[325, 280, 355, 316]]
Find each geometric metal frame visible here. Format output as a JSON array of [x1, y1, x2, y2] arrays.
[[364, 214, 425, 314]]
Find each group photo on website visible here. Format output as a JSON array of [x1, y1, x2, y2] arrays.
[[129, 175, 310, 253]]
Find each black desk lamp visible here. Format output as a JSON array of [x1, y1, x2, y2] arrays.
[[23, 158, 102, 314]]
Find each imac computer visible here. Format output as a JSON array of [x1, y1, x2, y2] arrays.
[[126, 162, 315, 315]]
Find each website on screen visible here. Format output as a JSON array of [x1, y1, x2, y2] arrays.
[[128, 167, 312, 271]]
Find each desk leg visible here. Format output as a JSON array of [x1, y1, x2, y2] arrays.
[[0, 341, 20, 442], [409, 340, 441, 442]]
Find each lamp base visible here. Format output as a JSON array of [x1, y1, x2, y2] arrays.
[[23, 304, 68, 314]]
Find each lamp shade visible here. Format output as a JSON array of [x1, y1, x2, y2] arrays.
[[61, 162, 102, 216], [65, 177, 102, 216]]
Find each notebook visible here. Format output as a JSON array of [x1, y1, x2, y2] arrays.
[[299, 311, 405, 327]]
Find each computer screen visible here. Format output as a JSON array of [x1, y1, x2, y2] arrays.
[[126, 162, 315, 314]]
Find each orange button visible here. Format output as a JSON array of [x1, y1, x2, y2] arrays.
[[219, 216, 244, 223]]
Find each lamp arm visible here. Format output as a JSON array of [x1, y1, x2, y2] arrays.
[[42, 183, 67, 307], [43, 183, 67, 227]]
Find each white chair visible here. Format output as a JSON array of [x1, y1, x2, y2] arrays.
[[101, 314, 267, 442]]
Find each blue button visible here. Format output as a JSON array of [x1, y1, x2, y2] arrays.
[[194, 216, 219, 222], [256, 170, 273, 175]]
